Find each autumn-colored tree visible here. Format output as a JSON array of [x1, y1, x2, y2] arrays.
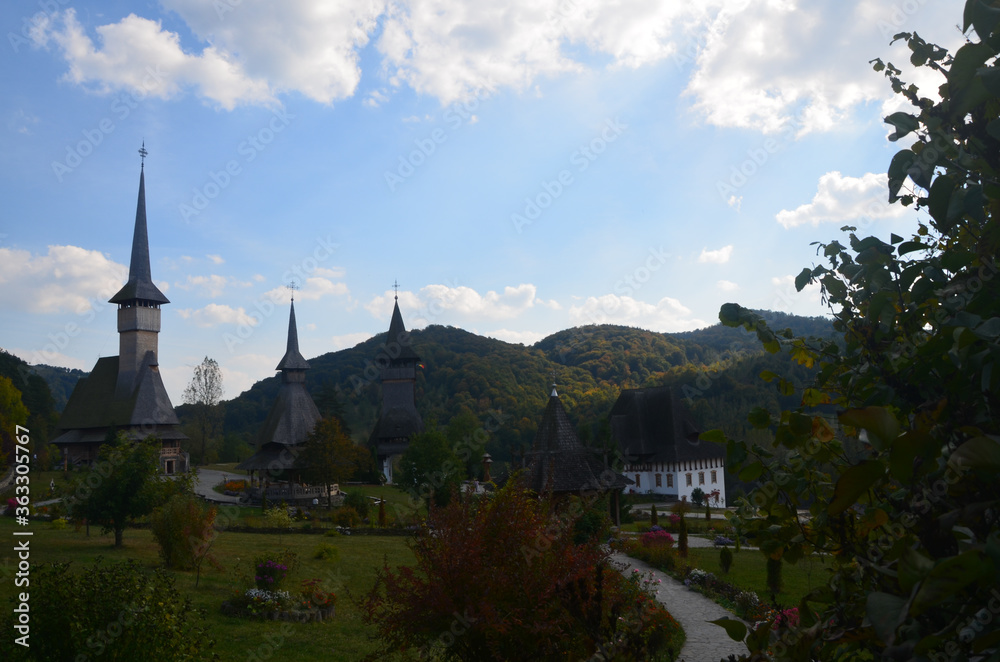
[[0, 376, 28, 471], [298, 417, 372, 507], [362, 477, 680, 661]]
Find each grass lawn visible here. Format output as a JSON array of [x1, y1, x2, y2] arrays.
[[684, 547, 831, 608], [0, 516, 416, 661]]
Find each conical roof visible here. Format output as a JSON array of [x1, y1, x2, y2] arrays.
[[387, 299, 419, 361], [110, 167, 169, 305], [276, 300, 310, 371], [524, 390, 632, 494]]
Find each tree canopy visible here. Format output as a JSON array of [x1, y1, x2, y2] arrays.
[[298, 416, 373, 507], [714, 5, 1000, 658], [67, 433, 179, 547]]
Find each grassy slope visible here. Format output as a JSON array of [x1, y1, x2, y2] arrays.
[[0, 516, 414, 661]]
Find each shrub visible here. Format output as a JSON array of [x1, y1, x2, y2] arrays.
[[690, 488, 705, 506], [263, 506, 292, 529], [0, 559, 216, 660], [50, 517, 68, 530], [299, 579, 337, 612], [677, 517, 688, 558], [252, 550, 298, 591], [640, 530, 674, 548], [343, 491, 370, 519], [150, 494, 218, 570], [649, 503, 658, 526], [335, 505, 361, 528], [719, 546, 733, 574], [377, 498, 387, 528], [704, 501, 711, 520], [313, 543, 340, 562], [572, 506, 609, 544]]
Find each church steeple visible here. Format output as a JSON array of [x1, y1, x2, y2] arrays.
[[110, 150, 169, 306], [276, 300, 310, 374], [112, 148, 168, 396]]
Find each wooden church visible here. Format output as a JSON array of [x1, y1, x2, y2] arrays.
[[609, 385, 726, 505], [368, 293, 424, 484], [235, 297, 323, 502], [52, 149, 189, 473]]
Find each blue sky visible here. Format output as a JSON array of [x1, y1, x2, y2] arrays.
[[0, 0, 966, 401]]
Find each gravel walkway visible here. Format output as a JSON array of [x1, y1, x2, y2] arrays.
[[610, 551, 748, 662]]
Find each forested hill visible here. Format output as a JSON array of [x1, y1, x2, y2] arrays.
[[213, 312, 834, 463]]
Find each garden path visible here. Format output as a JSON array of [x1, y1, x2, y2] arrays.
[[193, 468, 244, 504], [610, 551, 748, 662]]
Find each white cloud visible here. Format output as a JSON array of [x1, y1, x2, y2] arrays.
[[177, 303, 258, 327], [263, 276, 349, 302], [481, 329, 546, 345], [32, 10, 275, 110], [698, 244, 733, 264], [0, 245, 126, 314], [330, 332, 373, 350], [683, 1, 958, 136], [10, 347, 89, 370], [776, 171, 906, 229], [33, 2, 734, 108], [717, 279, 739, 292], [174, 274, 253, 297], [769, 274, 822, 315], [376, 1, 710, 104], [569, 294, 706, 332], [207, 254, 224, 265], [8, 109, 40, 135], [365, 283, 545, 325]]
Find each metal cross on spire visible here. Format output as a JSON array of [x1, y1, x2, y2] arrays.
[[550, 369, 558, 396], [286, 281, 299, 302], [393, 279, 399, 301], [138, 141, 148, 168]]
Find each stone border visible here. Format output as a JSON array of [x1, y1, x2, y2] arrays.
[[221, 601, 336, 623]]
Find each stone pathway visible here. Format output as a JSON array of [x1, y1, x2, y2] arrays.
[[193, 468, 244, 504], [610, 551, 748, 662]]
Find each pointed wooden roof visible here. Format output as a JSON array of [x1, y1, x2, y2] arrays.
[[525, 387, 632, 494], [276, 300, 310, 371], [610, 386, 723, 463], [52, 354, 186, 446], [109, 166, 169, 305], [387, 299, 419, 362]]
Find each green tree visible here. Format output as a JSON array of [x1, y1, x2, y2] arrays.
[[0, 376, 29, 470], [713, 6, 1000, 658], [67, 434, 174, 547], [397, 428, 463, 508], [182, 356, 224, 465], [298, 417, 372, 507]]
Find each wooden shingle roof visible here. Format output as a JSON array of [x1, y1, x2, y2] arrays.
[[610, 386, 723, 464], [524, 389, 632, 494]]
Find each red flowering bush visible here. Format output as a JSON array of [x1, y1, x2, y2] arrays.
[[640, 530, 674, 547]]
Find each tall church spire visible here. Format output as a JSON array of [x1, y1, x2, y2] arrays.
[[110, 148, 169, 305], [276, 300, 310, 372]]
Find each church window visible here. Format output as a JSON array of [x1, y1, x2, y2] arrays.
[[685, 473, 692, 487], [655, 474, 662, 487], [699, 472, 705, 485], [666, 474, 673, 488], [635, 474, 641, 488], [711, 470, 717, 483]]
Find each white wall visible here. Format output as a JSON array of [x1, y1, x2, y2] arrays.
[[622, 456, 726, 506]]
